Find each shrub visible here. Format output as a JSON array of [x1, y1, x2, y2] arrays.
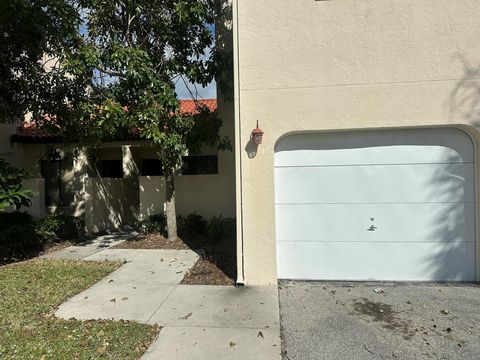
[[0, 159, 34, 211], [137, 213, 167, 235], [34, 215, 83, 241], [0, 212, 84, 261], [0, 211, 33, 230], [222, 217, 236, 238], [0, 223, 41, 257], [183, 213, 207, 235], [35, 216, 61, 240], [57, 215, 84, 239], [206, 216, 236, 243], [0, 211, 41, 257]]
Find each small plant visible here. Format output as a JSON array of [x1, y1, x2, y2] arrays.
[[0, 212, 84, 260], [0, 159, 34, 211], [35, 215, 84, 241], [0, 211, 33, 230], [0, 211, 40, 257], [222, 217, 236, 238], [137, 213, 167, 236], [183, 213, 207, 235], [34, 216, 61, 240], [206, 216, 236, 243]]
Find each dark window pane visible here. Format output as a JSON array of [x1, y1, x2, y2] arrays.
[[41, 159, 74, 207], [141, 159, 164, 176], [99, 160, 123, 178], [181, 156, 218, 175], [41, 160, 61, 206]]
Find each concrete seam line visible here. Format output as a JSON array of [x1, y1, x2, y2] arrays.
[[154, 324, 281, 330], [144, 285, 178, 324]]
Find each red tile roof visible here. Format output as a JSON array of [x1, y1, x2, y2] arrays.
[[13, 99, 217, 142], [179, 99, 217, 114], [14, 121, 59, 142]]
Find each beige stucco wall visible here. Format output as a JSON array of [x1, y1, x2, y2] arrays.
[[0, 124, 18, 165], [139, 172, 235, 219], [138, 131, 236, 220], [85, 177, 138, 233], [21, 178, 46, 219], [234, 0, 480, 284]]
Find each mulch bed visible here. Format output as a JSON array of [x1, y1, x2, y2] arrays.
[[112, 232, 236, 286], [181, 257, 235, 286], [113, 233, 191, 250], [1, 240, 74, 266]]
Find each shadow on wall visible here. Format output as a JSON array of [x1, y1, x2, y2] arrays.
[[421, 152, 476, 281], [85, 177, 139, 233], [139, 179, 166, 219], [449, 54, 480, 128], [245, 138, 259, 159]]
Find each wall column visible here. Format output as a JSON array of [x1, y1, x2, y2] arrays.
[[122, 145, 140, 222]]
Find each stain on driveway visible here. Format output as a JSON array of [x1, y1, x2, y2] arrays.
[[279, 281, 480, 360]]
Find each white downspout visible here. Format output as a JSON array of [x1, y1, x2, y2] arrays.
[[233, 0, 245, 285]]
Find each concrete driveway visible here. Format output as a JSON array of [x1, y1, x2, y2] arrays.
[[279, 281, 480, 360]]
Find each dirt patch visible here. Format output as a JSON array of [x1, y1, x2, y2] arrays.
[[1, 240, 74, 266], [112, 232, 236, 286], [353, 298, 416, 340], [182, 258, 235, 286], [41, 240, 74, 254], [113, 233, 192, 250]]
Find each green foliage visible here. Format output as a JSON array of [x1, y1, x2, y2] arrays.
[[49, 0, 230, 158], [35, 215, 84, 241], [138, 212, 235, 242], [1, 1, 231, 239], [0, 212, 39, 258], [0, 212, 83, 260], [0, 160, 34, 211], [0, 0, 81, 122], [0, 211, 33, 229], [137, 213, 167, 235], [181, 212, 208, 235], [206, 215, 236, 242]]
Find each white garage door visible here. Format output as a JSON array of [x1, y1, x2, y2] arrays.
[[275, 128, 476, 281]]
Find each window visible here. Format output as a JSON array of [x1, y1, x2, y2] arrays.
[[141, 159, 164, 176], [98, 160, 123, 178], [181, 155, 218, 175]]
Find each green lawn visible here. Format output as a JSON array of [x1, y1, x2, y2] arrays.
[[0, 259, 158, 359]]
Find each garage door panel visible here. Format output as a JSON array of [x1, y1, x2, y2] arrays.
[[276, 128, 474, 167], [275, 203, 476, 243], [275, 164, 475, 204], [276, 242, 476, 281], [274, 128, 476, 281]]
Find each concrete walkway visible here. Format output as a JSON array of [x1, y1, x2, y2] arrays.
[[52, 241, 281, 359], [41, 231, 135, 260]]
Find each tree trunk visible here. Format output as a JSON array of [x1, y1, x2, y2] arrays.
[[165, 169, 178, 241]]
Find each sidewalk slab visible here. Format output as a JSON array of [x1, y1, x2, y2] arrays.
[[141, 326, 281, 360], [86, 249, 199, 284], [86, 248, 198, 265], [56, 249, 199, 322], [148, 285, 280, 329], [56, 281, 175, 323], [41, 245, 102, 260], [41, 232, 136, 260]]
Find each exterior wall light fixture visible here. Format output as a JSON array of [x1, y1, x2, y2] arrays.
[[251, 120, 264, 145]]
